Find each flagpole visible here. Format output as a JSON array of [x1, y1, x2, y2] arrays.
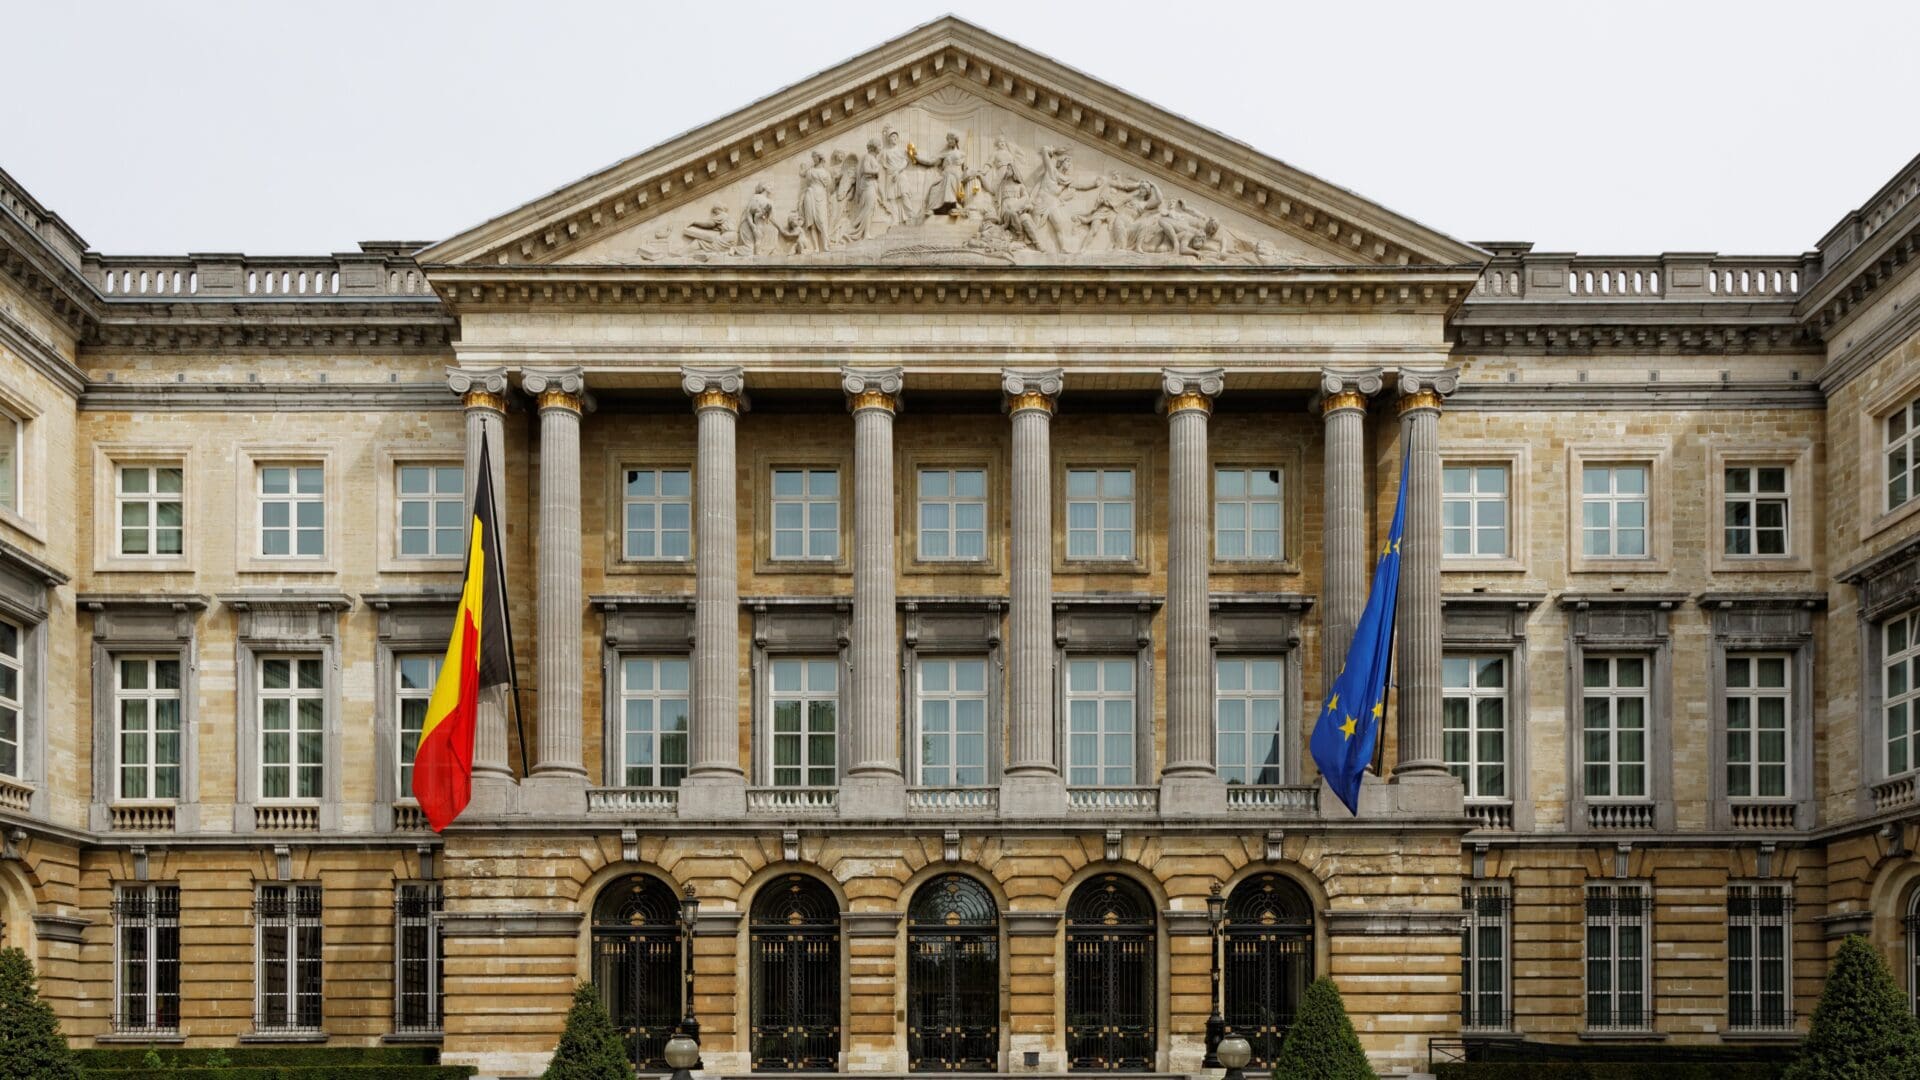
[[480, 441, 531, 779], [1370, 442, 1408, 780]]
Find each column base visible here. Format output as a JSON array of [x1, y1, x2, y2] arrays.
[[463, 772, 519, 819], [519, 772, 588, 816], [1159, 772, 1227, 817], [1389, 766, 1465, 816], [839, 772, 907, 819], [1324, 771, 1463, 819], [999, 772, 1067, 818], [676, 772, 746, 820]]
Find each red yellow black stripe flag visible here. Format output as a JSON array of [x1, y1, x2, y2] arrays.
[[411, 441, 514, 832]]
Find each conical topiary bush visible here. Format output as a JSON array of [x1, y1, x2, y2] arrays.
[[1784, 933, 1920, 1080], [1272, 976, 1377, 1080], [543, 981, 636, 1080], [0, 946, 79, 1080]]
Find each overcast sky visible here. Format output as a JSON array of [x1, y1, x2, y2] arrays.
[[5, 0, 1916, 257]]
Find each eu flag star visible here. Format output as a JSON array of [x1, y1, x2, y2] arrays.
[[1372, 701, 1384, 719], [1339, 715, 1357, 739], [1326, 692, 1339, 714]]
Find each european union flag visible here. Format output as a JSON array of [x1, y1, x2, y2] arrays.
[[1310, 453, 1407, 815]]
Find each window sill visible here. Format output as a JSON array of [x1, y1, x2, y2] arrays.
[[95, 1032, 185, 1044], [1865, 494, 1920, 544], [1459, 1028, 1523, 1041], [1721, 1029, 1801, 1042], [383, 1031, 445, 1044], [1568, 560, 1670, 575], [1578, 1029, 1664, 1041], [239, 1031, 327, 1044], [0, 505, 46, 546], [904, 558, 999, 577], [605, 557, 697, 577], [1442, 557, 1527, 574]]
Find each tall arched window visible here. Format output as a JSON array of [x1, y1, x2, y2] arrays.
[[1065, 874, 1156, 1071], [590, 875, 684, 1070], [1224, 874, 1314, 1068], [1907, 886, 1920, 1017], [907, 874, 999, 1071], [751, 874, 841, 1071]]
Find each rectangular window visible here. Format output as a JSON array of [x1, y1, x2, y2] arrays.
[[1888, 395, 1920, 511], [1444, 655, 1508, 800], [259, 656, 324, 801], [1213, 467, 1283, 561], [0, 618, 20, 779], [1216, 658, 1283, 785], [117, 464, 184, 557], [770, 658, 837, 786], [255, 884, 322, 1033], [623, 468, 692, 560], [1461, 884, 1511, 1031], [0, 408, 17, 512], [395, 883, 445, 1034], [258, 464, 324, 558], [916, 658, 989, 786], [770, 469, 839, 561], [1581, 465, 1648, 558], [917, 468, 987, 561], [619, 657, 690, 787], [1724, 466, 1790, 557], [113, 884, 180, 1035], [1727, 654, 1791, 799], [1067, 657, 1135, 786], [1583, 656, 1648, 800], [1728, 884, 1793, 1031], [1443, 465, 1509, 558], [117, 657, 182, 801], [1065, 468, 1134, 560], [397, 464, 464, 559], [1888, 613, 1920, 777], [396, 654, 439, 798], [1585, 883, 1651, 1031]]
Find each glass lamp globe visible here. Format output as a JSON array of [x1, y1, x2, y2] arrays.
[[1217, 1035, 1252, 1070], [665, 1034, 700, 1070]]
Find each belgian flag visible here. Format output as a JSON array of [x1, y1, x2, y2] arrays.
[[412, 441, 515, 832]]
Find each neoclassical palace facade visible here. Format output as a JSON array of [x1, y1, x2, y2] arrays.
[[0, 18, 1917, 1078]]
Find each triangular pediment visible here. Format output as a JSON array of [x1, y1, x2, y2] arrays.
[[418, 18, 1482, 271]]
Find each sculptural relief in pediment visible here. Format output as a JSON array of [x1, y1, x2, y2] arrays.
[[561, 88, 1329, 267]]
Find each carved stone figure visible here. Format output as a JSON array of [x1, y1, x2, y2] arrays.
[[797, 150, 833, 253], [738, 183, 777, 256], [912, 132, 970, 219], [878, 126, 913, 224], [844, 139, 883, 243], [681, 206, 738, 254]]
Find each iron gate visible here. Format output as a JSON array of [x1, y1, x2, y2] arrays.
[[1223, 874, 1313, 1068], [751, 874, 841, 1071], [591, 875, 684, 1071], [907, 875, 999, 1071], [1065, 874, 1156, 1071]]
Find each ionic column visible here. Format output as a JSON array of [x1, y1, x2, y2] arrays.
[[1317, 369, 1383, 688], [1000, 371, 1064, 810], [1392, 368, 1459, 784], [446, 367, 514, 789], [842, 368, 906, 817], [520, 368, 592, 793], [1162, 369, 1224, 776], [679, 368, 748, 819]]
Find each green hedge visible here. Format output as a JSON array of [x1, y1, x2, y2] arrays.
[[82, 1069, 471, 1080], [1435, 1065, 1783, 1080], [77, 1047, 443, 1069]]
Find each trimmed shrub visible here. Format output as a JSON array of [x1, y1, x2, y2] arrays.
[[0, 946, 80, 1080], [543, 982, 634, 1080], [1433, 1066, 1783, 1080], [1784, 933, 1920, 1080], [82, 1069, 473, 1080], [1272, 977, 1377, 1080], [77, 1047, 443, 1069]]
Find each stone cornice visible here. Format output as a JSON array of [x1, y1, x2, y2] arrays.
[[426, 264, 1480, 314], [1814, 285, 1920, 394], [1323, 909, 1467, 937], [79, 382, 459, 413], [0, 536, 70, 587], [418, 18, 1483, 270], [1451, 309, 1815, 356], [87, 308, 454, 352], [0, 308, 83, 397], [76, 592, 210, 612], [0, 205, 97, 338], [1448, 381, 1826, 411]]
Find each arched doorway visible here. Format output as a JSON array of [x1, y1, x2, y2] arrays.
[[1224, 873, 1314, 1068], [1065, 873, 1156, 1071], [590, 874, 684, 1071], [751, 874, 841, 1071], [907, 874, 999, 1071]]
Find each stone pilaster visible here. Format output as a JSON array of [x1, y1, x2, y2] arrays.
[[1317, 369, 1383, 690], [679, 368, 747, 820], [520, 368, 592, 812], [1392, 368, 1460, 803], [446, 367, 516, 811], [1000, 369, 1066, 818], [841, 367, 906, 818], [1160, 369, 1226, 817]]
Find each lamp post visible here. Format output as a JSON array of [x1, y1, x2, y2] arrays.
[[1203, 880, 1227, 1069], [1216, 1032, 1252, 1080], [678, 884, 702, 1067]]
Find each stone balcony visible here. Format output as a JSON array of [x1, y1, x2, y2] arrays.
[[1467, 247, 1814, 303], [83, 247, 435, 300]]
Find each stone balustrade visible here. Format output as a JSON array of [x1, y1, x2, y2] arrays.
[[586, 787, 680, 815], [254, 804, 320, 831], [745, 787, 839, 815], [1728, 801, 1796, 830], [0, 777, 32, 814], [391, 802, 431, 831], [82, 247, 435, 299], [1586, 802, 1657, 831], [905, 787, 999, 814], [110, 803, 175, 832], [1464, 802, 1513, 831], [1870, 774, 1916, 813], [1224, 785, 1320, 816], [1469, 247, 1814, 302], [1065, 786, 1160, 814]]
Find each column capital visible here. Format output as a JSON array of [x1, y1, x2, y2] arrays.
[[1160, 368, 1224, 417], [681, 366, 748, 413], [1316, 368, 1384, 416], [447, 366, 510, 413], [1395, 368, 1460, 415], [842, 366, 904, 413], [1002, 368, 1064, 415], [521, 367, 595, 414]]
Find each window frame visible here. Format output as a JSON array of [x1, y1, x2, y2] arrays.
[[1580, 654, 1651, 803], [1210, 465, 1286, 565], [112, 883, 181, 1036], [1887, 610, 1920, 781], [615, 655, 691, 788], [1441, 464, 1511, 561], [1065, 654, 1140, 787], [1053, 601, 1157, 788], [1907, 886, 1920, 1018], [768, 466, 842, 563], [1860, 372, 1920, 540], [914, 466, 990, 564], [255, 654, 327, 804], [394, 652, 439, 800], [1562, 595, 1676, 833], [766, 655, 841, 788], [1579, 464, 1651, 561], [1723, 653, 1794, 802], [1886, 393, 1920, 514], [232, 598, 346, 832], [235, 447, 338, 575], [1443, 653, 1510, 803], [253, 883, 323, 1035], [0, 404, 18, 517], [0, 615, 21, 782], [1727, 882, 1794, 1032], [620, 466, 694, 563], [254, 463, 328, 561], [1567, 445, 1670, 573], [394, 882, 445, 1036], [1583, 882, 1653, 1033], [1720, 465, 1792, 560], [115, 463, 186, 561], [114, 655, 184, 804], [1062, 466, 1138, 564], [1461, 882, 1512, 1033], [912, 655, 992, 788], [1708, 445, 1815, 574], [1213, 656, 1286, 786], [394, 462, 467, 562]]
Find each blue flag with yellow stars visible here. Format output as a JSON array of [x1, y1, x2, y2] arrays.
[[1310, 452, 1407, 815]]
